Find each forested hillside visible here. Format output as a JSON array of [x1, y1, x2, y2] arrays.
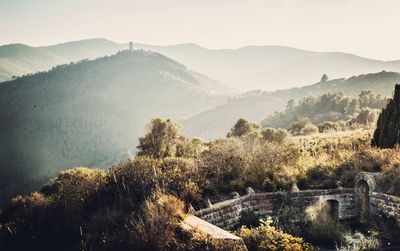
[[182, 71, 400, 139], [0, 50, 229, 207]]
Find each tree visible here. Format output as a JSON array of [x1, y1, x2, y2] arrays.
[[286, 99, 295, 112], [350, 108, 377, 126], [373, 84, 400, 148], [137, 118, 182, 158], [321, 74, 329, 83], [227, 118, 260, 138]]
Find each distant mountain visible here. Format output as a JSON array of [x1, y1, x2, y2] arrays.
[[133, 43, 400, 91], [3, 38, 400, 91], [0, 50, 230, 207], [182, 71, 400, 139], [0, 38, 124, 81]]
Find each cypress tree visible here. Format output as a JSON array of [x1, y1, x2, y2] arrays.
[[372, 84, 400, 148]]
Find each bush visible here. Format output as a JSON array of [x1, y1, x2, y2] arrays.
[[289, 118, 312, 135], [261, 128, 289, 144], [239, 209, 260, 228], [338, 232, 381, 251], [106, 158, 160, 209], [250, 143, 301, 191], [132, 193, 186, 250], [198, 138, 250, 194], [349, 108, 378, 127], [299, 124, 319, 136], [305, 202, 347, 247], [236, 218, 316, 251], [228, 118, 260, 138], [317, 121, 343, 133]]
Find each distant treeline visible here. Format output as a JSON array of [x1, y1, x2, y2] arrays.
[[262, 90, 388, 130]]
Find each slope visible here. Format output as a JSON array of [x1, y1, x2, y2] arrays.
[[0, 50, 229, 207]]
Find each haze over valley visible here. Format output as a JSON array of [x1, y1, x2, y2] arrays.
[[3, 1, 400, 250]]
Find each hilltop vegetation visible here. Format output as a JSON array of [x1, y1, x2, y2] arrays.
[[262, 90, 388, 130], [0, 50, 230, 207]]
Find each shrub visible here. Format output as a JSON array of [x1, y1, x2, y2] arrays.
[[349, 108, 378, 127], [106, 157, 160, 209], [261, 128, 289, 144], [198, 138, 250, 194], [299, 124, 319, 136], [305, 202, 347, 247], [239, 209, 260, 228], [228, 118, 260, 138], [249, 142, 302, 191], [289, 118, 312, 135], [40, 167, 106, 211], [133, 193, 186, 250], [236, 218, 316, 251], [338, 232, 381, 251], [317, 121, 343, 133]]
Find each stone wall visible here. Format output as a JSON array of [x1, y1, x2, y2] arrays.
[[195, 188, 355, 229], [371, 192, 400, 227], [195, 172, 400, 231], [355, 172, 400, 227]]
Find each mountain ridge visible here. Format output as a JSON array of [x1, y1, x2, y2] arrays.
[[3, 38, 400, 91]]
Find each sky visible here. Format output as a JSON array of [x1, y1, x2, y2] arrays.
[[1, 0, 400, 60]]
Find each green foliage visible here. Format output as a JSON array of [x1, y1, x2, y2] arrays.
[[338, 232, 381, 251], [261, 128, 289, 144], [137, 118, 183, 158], [236, 218, 317, 251], [264, 90, 388, 130]]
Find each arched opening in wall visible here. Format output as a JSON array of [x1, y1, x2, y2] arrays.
[[322, 200, 339, 220], [356, 180, 370, 224]]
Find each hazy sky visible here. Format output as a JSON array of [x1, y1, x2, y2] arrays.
[[1, 0, 400, 60]]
